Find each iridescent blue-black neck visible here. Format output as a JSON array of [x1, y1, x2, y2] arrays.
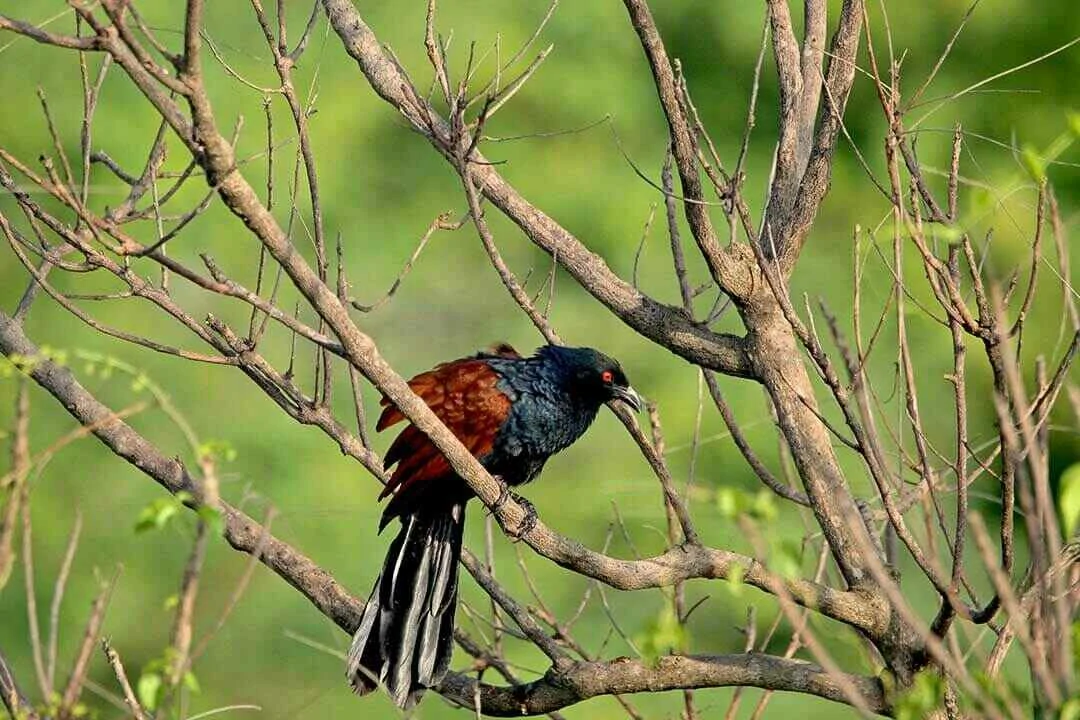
[[481, 346, 615, 486]]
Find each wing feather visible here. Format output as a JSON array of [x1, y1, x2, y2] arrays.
[[375, 356, 514, 520]]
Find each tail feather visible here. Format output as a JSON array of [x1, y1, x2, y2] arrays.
[[416, 519, 459, 684], [347, 504, 465, 709]]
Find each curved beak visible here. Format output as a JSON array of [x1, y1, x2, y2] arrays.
[[610, 385, 643, 413]]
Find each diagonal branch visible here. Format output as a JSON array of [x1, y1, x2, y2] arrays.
[[768, 0, 864, 271], [621, 0, 752, 300], [0, 647, 39, 720]]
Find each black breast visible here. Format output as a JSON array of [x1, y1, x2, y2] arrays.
[[483, 360, 601, 487]]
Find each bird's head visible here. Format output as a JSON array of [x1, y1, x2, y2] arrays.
[[537, 345, 643, 413]]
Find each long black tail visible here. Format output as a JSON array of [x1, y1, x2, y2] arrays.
[[347, 502, 465, 709]]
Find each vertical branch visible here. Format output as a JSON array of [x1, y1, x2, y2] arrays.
[[103, 639, 150, 720], [19, 470, 50, 702], [0, 647, 38, 720], [661, 150, 695, 311], [335, 238, 372, 450], [763, 0, 803, 227], [0, 381, 29, 592], [47, 511, 82, 691], [249, 0, 331, 405], [59, 572, 116, 714], [947, 250, 968, 592], [797, 0, 827, 177], [621, 0, 749, 299], [183, 0, 205, 74], [775, 0, 864, 270]]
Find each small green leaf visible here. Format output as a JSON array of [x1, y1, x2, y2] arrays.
[[893, 669, 945, 720], [1067, 110, 1080, 138], [137, 672, 162, 711], [1072, 621, 1080, 671], [715, 487, 740, 519], [183, 671, 201, 694], [726, 564, 744, 596], [635, 605, 689, 662], [748, 490, 777, 523], [197, 505, 225, 536], [1058, 463, 1080, 537], [135, 497, 181, 534], [1021, 144, 1047, 183], [1061, 697, 1080, 720], [197, 439, 237, 463], [1054, 464, 1080, 537]]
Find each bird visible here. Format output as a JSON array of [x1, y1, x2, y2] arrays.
[[346, 343, 642, 709]]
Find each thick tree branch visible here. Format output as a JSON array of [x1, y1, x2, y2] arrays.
[[764, 0, 804, 226], [798, 1, 828, 175], [439, 653, 887, 716], [762, 0, 864, 271]]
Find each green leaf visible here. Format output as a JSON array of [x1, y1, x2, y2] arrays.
[[137, 672, 162, 711], [726, 564, 745, 596], [635, 604, 689, 662], [197, 439, 237, 463], [715, 487, 740, 519], [1058, 463, 1080, 537], [773, 539, 803, 579], [1072, 621, 1080, 671], [134, 497, 181, 534], [1067, 110, 1080, 139], [1021, 144, 1047, 183], [1061, 697, 1080, 720], [748, 490, 777, 523], [893, 669, 945, 720], [197, 505, 225, 536], [183, 671, 201, 694]]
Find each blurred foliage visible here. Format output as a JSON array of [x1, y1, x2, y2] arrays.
[[0, 1, 1078, 718]]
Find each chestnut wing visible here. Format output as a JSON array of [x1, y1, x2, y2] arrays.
[[375, 357, 514, 522]]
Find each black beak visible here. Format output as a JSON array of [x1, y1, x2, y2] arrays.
[[610, 385, 643, 413]]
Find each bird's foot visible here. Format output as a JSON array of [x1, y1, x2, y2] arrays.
[[491, 480, 538, 542]]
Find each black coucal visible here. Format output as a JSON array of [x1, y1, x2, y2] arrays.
[[347, 344, 642, 708]]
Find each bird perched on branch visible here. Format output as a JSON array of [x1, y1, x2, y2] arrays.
[[347, 343, 642, 708]]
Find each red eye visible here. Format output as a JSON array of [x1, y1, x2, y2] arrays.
[[601, 370, 614, 383]]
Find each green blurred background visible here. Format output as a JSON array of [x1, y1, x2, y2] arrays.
[[0, 1, 1077, 717]]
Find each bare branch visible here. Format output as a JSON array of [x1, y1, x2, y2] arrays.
[[322, 0, 755, 379], [102, 639, 149, 720], [0, 647, 38, 720], [438, 653, 887, 716]]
